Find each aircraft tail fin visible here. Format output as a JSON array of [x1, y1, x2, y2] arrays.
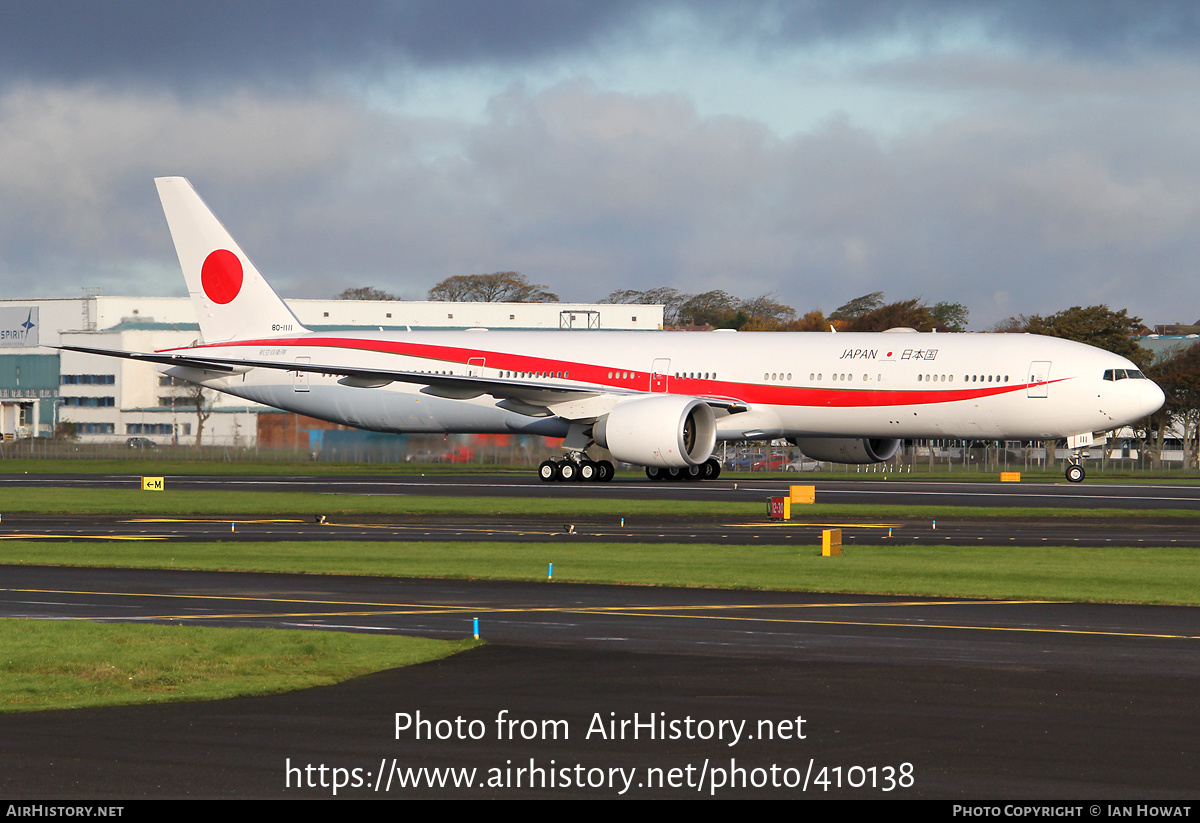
[[155, 177, 306, 343]]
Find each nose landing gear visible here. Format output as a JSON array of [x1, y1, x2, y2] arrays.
[[1062, 433, 1098, 483], [1065, 445, 1090, 483]]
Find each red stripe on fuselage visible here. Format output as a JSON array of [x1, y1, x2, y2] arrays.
[[160, 335, 1064, 409]]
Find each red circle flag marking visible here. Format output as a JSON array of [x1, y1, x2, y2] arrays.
[[201, 249, 243, 304]]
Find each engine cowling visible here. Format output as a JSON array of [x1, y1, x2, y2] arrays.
[[791, 437, 901, 464], [593, 395, 716, 468]]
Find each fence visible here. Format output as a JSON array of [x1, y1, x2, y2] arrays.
[[0, 435, 1194, 474]]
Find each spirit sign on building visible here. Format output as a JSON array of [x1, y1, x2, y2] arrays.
[[0, 307, 37, 348]]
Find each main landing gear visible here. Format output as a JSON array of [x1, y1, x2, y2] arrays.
[[644, 458, 722, 482], [536, 455, 725, 482], [537, 455, 615, 482]]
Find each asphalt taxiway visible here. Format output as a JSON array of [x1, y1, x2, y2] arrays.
[[0, 511, 1197, 547]]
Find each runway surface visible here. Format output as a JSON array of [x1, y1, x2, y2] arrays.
[[0, 511, 1197, 547], [0, 473, 1197, 798]]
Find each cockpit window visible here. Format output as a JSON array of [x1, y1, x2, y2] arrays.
[[1103, 369, 1146, 381]]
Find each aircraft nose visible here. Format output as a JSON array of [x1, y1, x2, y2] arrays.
[[1141, 379, 1166, 417]]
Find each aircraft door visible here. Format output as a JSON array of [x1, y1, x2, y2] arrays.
[[293, 356, 310, 392], [467, 358, 486, 377], [651, 359, 671, 392], [1027, 361, 1051, 398]]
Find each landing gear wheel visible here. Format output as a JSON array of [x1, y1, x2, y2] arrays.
[[703, 458, 721, 480], [682, 464, 704, 481], [1066, 463, 1085, 483], [538, 460, 558, 482], [666, 467, 683, 481], [557, 461, 578, 481], [577, 461, 596, 482], [645, 466, 665, 481], [596, 460, 615, 482]]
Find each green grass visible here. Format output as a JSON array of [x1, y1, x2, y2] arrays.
[[3, 539, 1198, 605], [1, 486, 1198, 520], [0, 619, 477, 712]]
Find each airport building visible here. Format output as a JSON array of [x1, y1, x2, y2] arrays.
[[0, 295, 663, 446]]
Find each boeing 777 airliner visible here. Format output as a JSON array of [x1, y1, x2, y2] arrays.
[[63, 178, 1164, 483]]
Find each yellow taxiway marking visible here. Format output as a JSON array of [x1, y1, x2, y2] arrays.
[[8, 587, 1011, 611], [127, 519, 584, 536], [317, 522, 596, 538], [133, 609, 477, 620], [551, 607, 1200, 641], [145, 600, 1073, 622], [119, 599, 1035, 622], [8, 586, 1197, 641], [0, 587, 478, 610], [327, 522, 556, 533], [726, 522, 899, 529], [0, 534, 168, 541], [126, 518, 305, 524], [557, 599, 1052, 611]]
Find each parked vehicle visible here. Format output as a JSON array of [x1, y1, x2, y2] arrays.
[[785, 458, 824, 472]]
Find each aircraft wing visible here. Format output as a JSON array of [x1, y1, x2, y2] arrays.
[[57, 344, 748, 419]]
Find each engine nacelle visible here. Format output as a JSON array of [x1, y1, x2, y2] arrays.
[[593, 395, 716, 468], [791, 437, 901, 464]]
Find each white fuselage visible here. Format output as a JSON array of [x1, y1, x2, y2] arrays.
[[161, 328, 1164, 443]]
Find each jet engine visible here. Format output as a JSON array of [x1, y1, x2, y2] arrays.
[[593, 395, 716, 468], [791, 437, 901, 464]]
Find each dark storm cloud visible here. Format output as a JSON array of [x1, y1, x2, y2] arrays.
[[697, 0, 1200, 58], [0, 1, 644, 88], [3, 1, 1200, 327], [4, 2, 1198, 92]]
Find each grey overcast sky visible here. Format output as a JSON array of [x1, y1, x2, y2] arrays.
[[1, 0, 1199, 327]]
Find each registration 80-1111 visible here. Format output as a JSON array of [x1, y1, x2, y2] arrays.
[[809, 762, 914, 791]]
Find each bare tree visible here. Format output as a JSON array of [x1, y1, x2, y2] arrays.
[[428, 272, 558, 303], [188, 384, 212, 448], [829, 292, 885, 322], [336, 286, 399, 300], [678, 290, 739, 326], [600, 287, 691, 326], [738, 292, 798, 328]]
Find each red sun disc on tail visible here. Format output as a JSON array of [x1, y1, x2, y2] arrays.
[[201, 249, 243, 304]]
